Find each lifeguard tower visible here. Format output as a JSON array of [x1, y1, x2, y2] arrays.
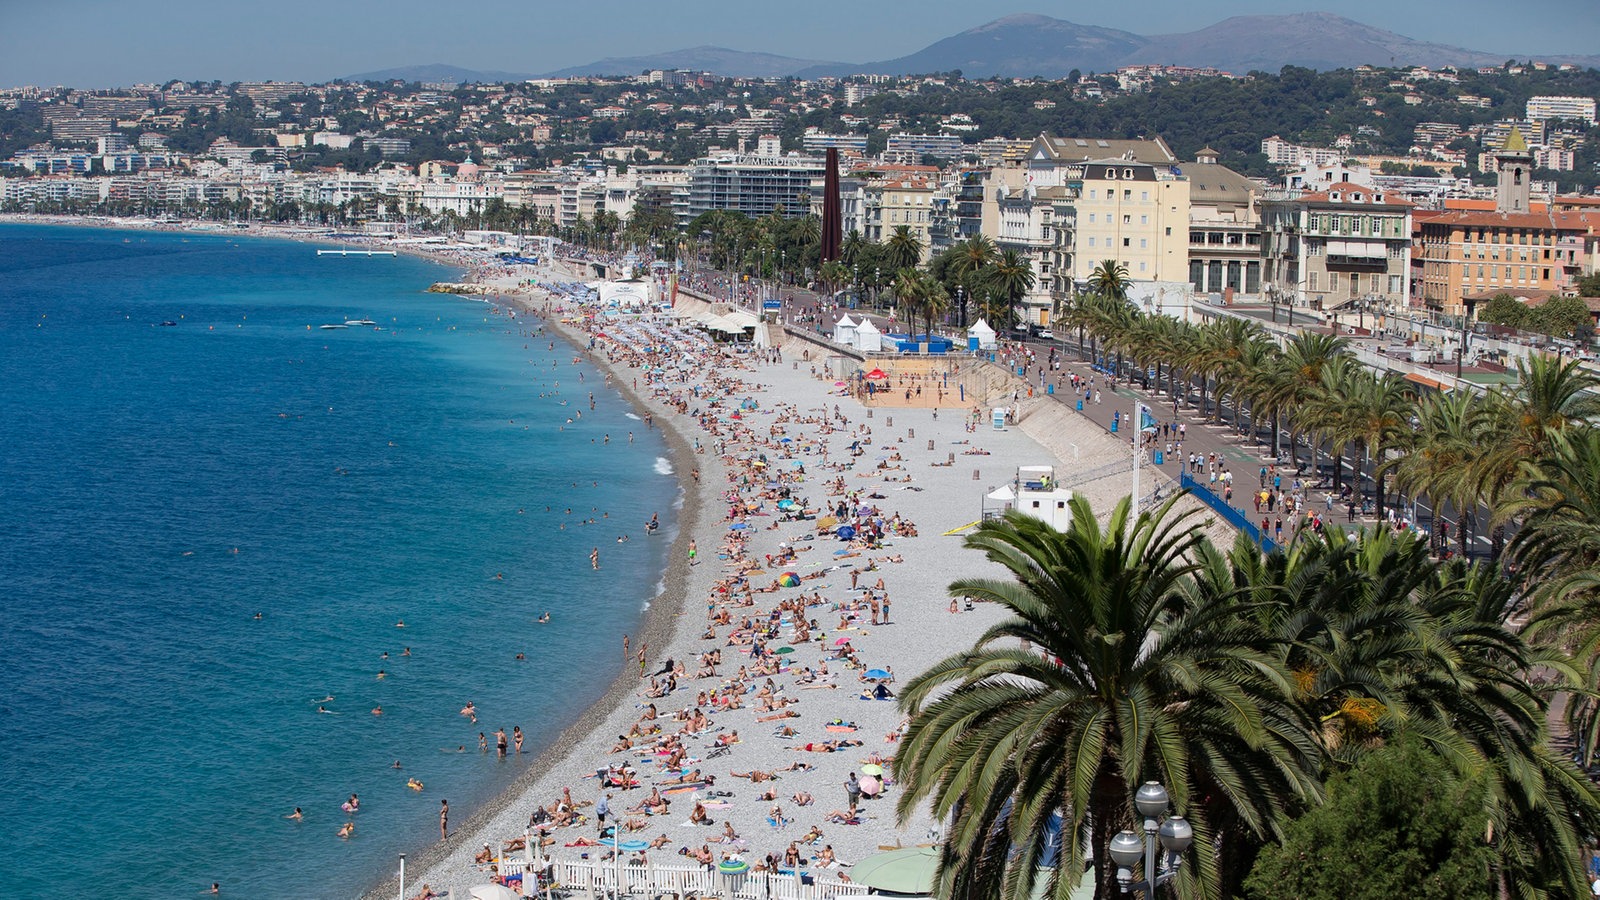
[[982, 465, 1074, 530]]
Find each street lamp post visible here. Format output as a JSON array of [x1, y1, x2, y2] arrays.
[[1108, 782, 1194, 898], [956, 285, 966, 329]]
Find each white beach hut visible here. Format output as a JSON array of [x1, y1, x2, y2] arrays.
[[854, 318, 882, 353], [832, 314, 857, 344], [967, 318, 997, 351]]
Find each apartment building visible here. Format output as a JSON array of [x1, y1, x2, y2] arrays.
[[1525, 95, 1598, 127], [1184, 148, 1262, 298], [672, 152, 824, 225], [1261, 183, 1413, 314]]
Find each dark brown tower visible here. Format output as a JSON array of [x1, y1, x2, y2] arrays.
[[820, 148, 843, 262]]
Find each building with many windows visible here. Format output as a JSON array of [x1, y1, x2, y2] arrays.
[[1525, 95, 1598, 127], [672, 152, 824, 225], [799, 131, 867, 155], [1261, 182, 1413, 314], [1183, 148, 1262, 298], [884, 133, 964, 163]]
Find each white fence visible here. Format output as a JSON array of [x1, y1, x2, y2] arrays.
[[508, 858, 867, 900]]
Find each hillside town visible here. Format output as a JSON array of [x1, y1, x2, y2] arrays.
[[4, 63, 1600, 336]]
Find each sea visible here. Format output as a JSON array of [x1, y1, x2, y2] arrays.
[[0, 223, 678, 898]]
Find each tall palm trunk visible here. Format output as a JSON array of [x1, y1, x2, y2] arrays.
[[1090, 771, 1130, 900]]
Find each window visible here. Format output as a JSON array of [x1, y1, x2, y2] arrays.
[[1389, 275, 1402, 294], [1140, 238, 1148, 249], [1329, 272, 1340, 291], [1123, 237, 1131, 247], [1166, 227, 1172, 236], [1141, 191, 1149, 201], [1140, 215, 1148, 225], [1088, 237, 1096, 248], [1089, 189, 1097, 199], [1123, 168, 1134, 179], [1088, 213, 1096, 223], [1105, 170, 1116, 180], [1122, 215, 1131, 225], [1309, 272, 1319, 291], [1543, 268, 1550, 280], [1139, 261, 1147, 272]]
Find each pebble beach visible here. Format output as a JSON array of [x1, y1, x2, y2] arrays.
[[371, 254, 1228, 899]]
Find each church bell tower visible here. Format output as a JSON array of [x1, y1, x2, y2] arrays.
[[1494, 126, 1533, 214]]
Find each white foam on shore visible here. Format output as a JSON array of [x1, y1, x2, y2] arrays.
[[653, 456, 673, 475], [625, 412, 642, 420]]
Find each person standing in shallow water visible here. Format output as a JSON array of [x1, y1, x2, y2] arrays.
[[440, 799, 449, 840]]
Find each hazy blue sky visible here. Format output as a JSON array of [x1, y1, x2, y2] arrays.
[[4, 0, 1598, 87]]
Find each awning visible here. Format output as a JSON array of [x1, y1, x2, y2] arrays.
[[1404, 372, 1450, 392]]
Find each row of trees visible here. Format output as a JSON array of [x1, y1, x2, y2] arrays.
[[892, 280, 1600, 897]]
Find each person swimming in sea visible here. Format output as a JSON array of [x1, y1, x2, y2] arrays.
[[317, 706, 338, 715], [286, 807, 303, 821]]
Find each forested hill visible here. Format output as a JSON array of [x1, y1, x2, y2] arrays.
[[840, 65, 1600, 188]]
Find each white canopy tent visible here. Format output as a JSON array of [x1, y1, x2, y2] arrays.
[[833, 314, 857, 344], [854, 318, 882, 353], [968, 318, 998, 350]]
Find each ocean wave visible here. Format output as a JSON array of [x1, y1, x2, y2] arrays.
[[653, 457, 673, 476]]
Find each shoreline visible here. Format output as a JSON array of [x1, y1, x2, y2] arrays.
[[358, 269, 719, 900]]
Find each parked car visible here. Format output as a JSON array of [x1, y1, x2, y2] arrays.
[[1037, 329, 1055, 340]]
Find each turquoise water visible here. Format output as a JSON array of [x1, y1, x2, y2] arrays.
[[0, 224, 677, 897]]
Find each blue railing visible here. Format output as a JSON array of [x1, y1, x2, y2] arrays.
[[1180, 472, 1279, 554]]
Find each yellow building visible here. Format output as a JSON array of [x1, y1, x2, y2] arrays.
[[1066, 156, 1191, 284]]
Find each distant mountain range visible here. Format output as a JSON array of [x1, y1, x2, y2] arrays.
[[342, 12, 1600, 84]]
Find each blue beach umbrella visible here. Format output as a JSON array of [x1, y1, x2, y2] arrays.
[[864, 668, 892, 680], [836, 525, 857, 541]]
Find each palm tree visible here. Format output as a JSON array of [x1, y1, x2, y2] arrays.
[[1341, 371, 1414, 519], [818, 261, 851, 301], [1274, 333, 1351, 469], [951, 235, 999, 326], [894, 497, 1319, 900], [885, 224, 923, 273], [1087, 259, 1130, 301], [1387, 389, 1483, 557], [1242, 526, 1600, 898], [1477, 355, 1600, 557], [1294, 356, 1363, 495], [984, 249, 1036, 329]]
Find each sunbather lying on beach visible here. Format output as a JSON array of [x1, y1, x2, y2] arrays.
[[756, 709, 799, 722], [731, 769, 779, 782], [649, 833, 672, 850]]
